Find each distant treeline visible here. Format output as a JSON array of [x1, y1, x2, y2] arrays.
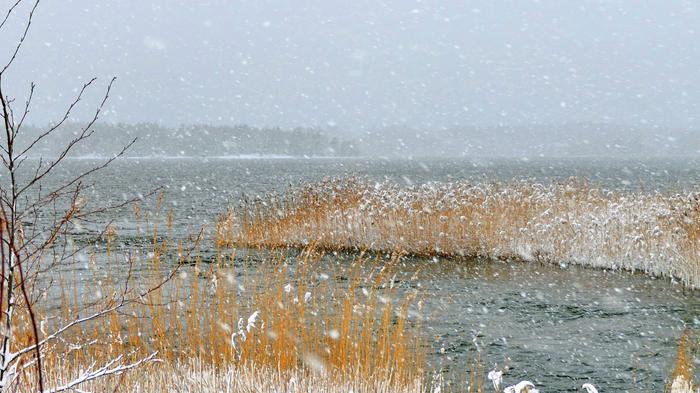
[[18, 122, 700, 159], [357, 123, 700, 158], [21, 123, 360, 158]]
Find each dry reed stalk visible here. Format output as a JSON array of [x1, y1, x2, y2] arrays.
[[219, 178, 700, 287], [666, 333, 698, 393], [6, 207, 426, 392], [14, 359, 426, 393], [8, 195, 695, 392]]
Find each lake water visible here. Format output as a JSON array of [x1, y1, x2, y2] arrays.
[[57, 156, 700, 231], [36, 157, 700, 391]]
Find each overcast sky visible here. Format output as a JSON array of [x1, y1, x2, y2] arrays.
[[1, 0, 698, 131]]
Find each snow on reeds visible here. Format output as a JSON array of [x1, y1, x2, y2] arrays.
[[667, 334, 699, 393], [219, 178, 700, 287], [14, 238, 425, 392], [9, 196, 695, 392], [17, 333, 697, 392], [137, 361, 424, 393], [17, 360, 425, 393]]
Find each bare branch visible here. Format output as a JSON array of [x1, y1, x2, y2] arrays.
[[15, 78, 121, 198], [14, 81, 34, 136], [0, 0, 23, 33], [16, 78, 97, 159], [9, 303, 123, 363], [8, 224, 194, 364], [0, 4, 162, 391], [1, 77, 14, 151], [0, 0, 40, 75], [42, 352, 158, 393], [11, 244, 43, 391]]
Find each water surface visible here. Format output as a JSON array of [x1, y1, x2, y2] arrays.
[[35, 157, 700, 391]]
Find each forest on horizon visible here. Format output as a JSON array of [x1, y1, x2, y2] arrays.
[[20, 122, 700, 159]]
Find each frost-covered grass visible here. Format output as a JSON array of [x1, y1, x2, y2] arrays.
[[15, 360, 426, 393], [7, 193, 696, 392], [218, 178, 700, 288], [9, 238, 424, 392], [668, 334, 699, 393], [14, 333, 697, 393]]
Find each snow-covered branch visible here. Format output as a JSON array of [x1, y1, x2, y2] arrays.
[[6, 304, 123, 367], [42, 352, 159, 393]]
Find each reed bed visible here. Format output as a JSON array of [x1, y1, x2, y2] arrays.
[[5, 193, 696, 392], [12, 322, 698, 392], [6, 207, 426, 392], [218, 178, 700, 288], [15, 360, 426, 393]]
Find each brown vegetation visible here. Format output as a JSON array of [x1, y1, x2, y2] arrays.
[[218, 178, 700, 288], [8, 208, 426, 392]]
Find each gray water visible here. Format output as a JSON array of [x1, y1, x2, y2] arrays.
[[68, 156, 700, 227], [412, 257, 698, 391], [31, 157, 700, 391]]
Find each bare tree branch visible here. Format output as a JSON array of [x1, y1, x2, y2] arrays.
[[0, 2, 167, 391], [11, 244, 43, 391], [16, 77, 117, 197], [42, 352, 158, 393], [9, 303, 123, 363], [18, 135, 136, 203], [0, 0, 23, 33], [16, 78, 97, 159], [0, 0, 39, 74]]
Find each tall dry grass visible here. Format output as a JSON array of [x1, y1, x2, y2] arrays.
[[6, 203, 426, 392], [666, 333, 699, 393], [16, 359, 427, 393], [218, 178, 700, 288], [6, 189, 696, 392]]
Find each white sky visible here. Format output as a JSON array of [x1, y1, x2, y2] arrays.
[[1, 0, 698, 131]]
